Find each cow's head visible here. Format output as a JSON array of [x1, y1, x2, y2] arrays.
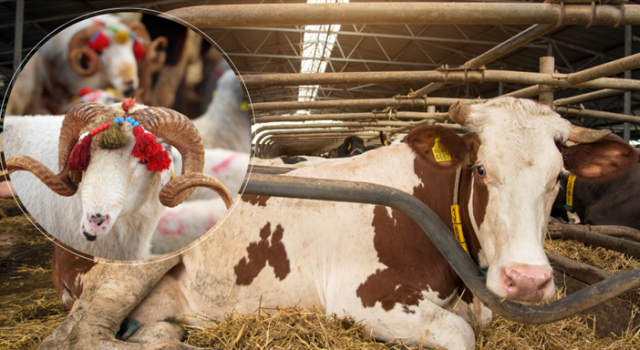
[[408, 97, 637, 302]]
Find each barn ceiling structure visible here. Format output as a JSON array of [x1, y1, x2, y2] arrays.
[[0, 0, 639, 158]]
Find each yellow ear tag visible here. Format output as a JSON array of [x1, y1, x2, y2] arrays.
[[347, 143, 352, 151], [172, 172, 176, 179], [566, 174, 576, 207], [432, 137, 452, 162], [384, 140, 389, 146], [240, 101, 249, 112], [212, 90, 218, 99]]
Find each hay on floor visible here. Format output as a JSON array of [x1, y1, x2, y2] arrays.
[[2, 236, 639, 350], [183, 305, 441, 350], [0, 287, 68, 350]]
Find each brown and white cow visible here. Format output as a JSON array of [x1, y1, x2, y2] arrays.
[[43, 97, 637, 350]]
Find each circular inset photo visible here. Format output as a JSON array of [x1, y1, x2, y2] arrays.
[[2, 12, 251, 261]]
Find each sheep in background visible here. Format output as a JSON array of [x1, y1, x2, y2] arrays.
[[6, 14, 165, 115], [192, 70, 251, 153], [171, 147, 249, 201], [4, 101, 232, 260], [151, 198, 227, 255], [152, 148, 249, 254]]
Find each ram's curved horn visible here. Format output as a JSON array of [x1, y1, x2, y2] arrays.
[[160, 173, 233, 209], [131, 107, 232, 207], [5, 103, 111, 196], [449, 101, 474, 126], [567, 124, 612, 144], [6, 155, 77, 196], [68, 25, 102, 76], [58, 103, 112, 173], [137, 36, 168, 104]]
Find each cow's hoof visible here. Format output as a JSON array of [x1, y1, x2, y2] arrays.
[[125, 321, 183, 344], [116, 317, 141, 341]]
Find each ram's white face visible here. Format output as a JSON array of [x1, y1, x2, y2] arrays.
[[101, 40, 139, 97], [78, 138, 171, 241]]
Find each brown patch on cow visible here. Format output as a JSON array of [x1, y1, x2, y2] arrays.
[[405, 125, 468, 168], [241, 194, 271, 207], [402, 305, 416, 314], [234, 222, 290, 285], [51, 240, 96, 310], [357, 128, 488, 311], [457, 134, 486, 304], [356, 152, 461, 311]]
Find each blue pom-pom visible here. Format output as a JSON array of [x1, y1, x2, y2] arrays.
[[133, 122, 139, 127]]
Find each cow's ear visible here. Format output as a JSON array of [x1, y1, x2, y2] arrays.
[[562, 136, 638, 181], [406, 125, 467, 168]]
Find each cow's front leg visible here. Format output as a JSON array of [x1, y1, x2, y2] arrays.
[[123, 262, 198, 340], [39, 255, 188, 349]]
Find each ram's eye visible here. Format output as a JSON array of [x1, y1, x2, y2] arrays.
[[557, 173, 563, 182], [476, 165, 486, 177], [139, 160, 147, 165]]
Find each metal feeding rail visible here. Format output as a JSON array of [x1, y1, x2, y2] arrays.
[[242, 173, 640, 324]]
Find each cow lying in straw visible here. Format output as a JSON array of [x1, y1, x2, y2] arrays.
[[41, 97, 637, 350]]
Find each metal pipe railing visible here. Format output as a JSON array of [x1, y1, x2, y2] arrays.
[[555, 106, 640, 124], [253, 111, 448, 124], [412, 23, 558, 97], [165, 3, 640, 27], [554, 89, 628, 106], [241, 70, 640, 90], [250, 99, 479, 113], [243, 174, 640, 324]]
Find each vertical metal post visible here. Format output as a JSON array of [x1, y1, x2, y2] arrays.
[[13, 0, 24, 74], [547, 43, 553, 57], [539, 56, 555, 107], [498, 82, 504, 96], [624, 25, 632, 143], [465, 82, 470, 98], [427, 105, 436, 113]]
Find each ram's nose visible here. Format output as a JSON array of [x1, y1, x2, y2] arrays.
[[82, 213, 111, 241], [123, 80, 135, 97]]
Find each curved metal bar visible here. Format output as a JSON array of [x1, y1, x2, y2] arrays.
[[243, 174, 640, 324]]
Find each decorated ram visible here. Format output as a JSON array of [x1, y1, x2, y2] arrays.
[[4, 99, 232, 260], [6, 14, 166, 115]]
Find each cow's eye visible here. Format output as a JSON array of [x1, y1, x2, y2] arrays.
[[557, 173, 563, 182], [476, 165, 486, 176]]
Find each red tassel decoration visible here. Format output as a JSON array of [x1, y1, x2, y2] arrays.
[[87, 31, 110, 53], [78, 87, 92, 97], [68, 136, 92, 171], [147, 149, 172, 172], [133, 41, 146, 62], [131, 126, 159, 162]]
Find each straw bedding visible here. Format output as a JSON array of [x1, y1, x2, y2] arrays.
[[1, 196, 638, 350]]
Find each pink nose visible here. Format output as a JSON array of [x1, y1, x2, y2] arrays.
[[500, 263, 554, 301]]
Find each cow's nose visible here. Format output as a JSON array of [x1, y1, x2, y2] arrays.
[[500, 264, 554, 301]]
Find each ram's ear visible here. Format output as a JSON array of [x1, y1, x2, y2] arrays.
[[405, 125, 468, 168], [561, 135, 638, 181]]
